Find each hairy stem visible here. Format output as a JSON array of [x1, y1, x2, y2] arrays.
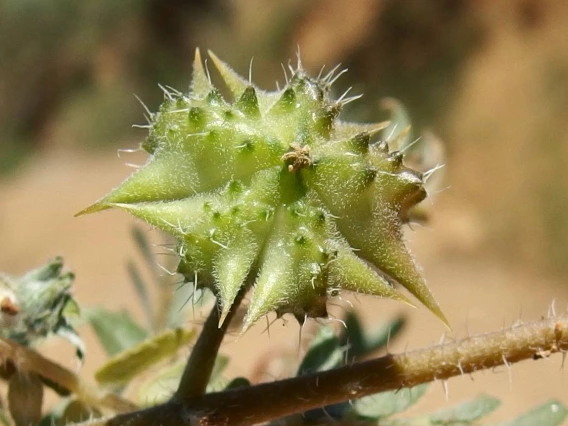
[[0, 337, 136, 413], [106, 313, 568, 426], [174, 286, 246, 401]]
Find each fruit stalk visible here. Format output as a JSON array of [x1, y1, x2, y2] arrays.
[[174, 284, 247, 400]]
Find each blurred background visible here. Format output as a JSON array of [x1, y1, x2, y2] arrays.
[[1, 0, 567, 422]]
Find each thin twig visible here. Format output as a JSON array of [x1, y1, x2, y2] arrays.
[[174, 286, 247, 401], [106, 313, 568, 426]]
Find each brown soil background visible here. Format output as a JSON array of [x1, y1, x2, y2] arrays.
[[1, 0, 568, 423]]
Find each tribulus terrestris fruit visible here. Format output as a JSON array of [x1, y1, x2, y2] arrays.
[[79, 50, 448, 332]]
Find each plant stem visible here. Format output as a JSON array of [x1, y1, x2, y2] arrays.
[[106, 313, 568, 426], [0, 337, 136, 413], [174, 286, 246, 401]]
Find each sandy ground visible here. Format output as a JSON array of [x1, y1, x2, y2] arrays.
[[0, 148, 566, 424]]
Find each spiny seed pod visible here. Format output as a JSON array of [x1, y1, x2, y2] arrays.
[[78, 50, 448, 332]]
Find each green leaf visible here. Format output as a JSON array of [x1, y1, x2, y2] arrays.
[[137, 352, 226, 404], [60, 399, 102, 424], [297, 326, 344, 376], [39, 414, 58, 426], [38, 398, 101, 426], [61, 296, 81, 319], [428, 394, 500, 424], [137, 360, 185, 405], [56, 324, 86, 362], [211, 354, 229, 377], [340, 312, 406, 360], [225, 377, 250, 390], [495, 400, 567, 426], [339, 311, 365, 356], [127, 260, 153, 331], [86, 307, 147, 356], [298, 326, 349, 422], [95, 328, 194, 385], [363, 316, 406, 354], [20, 256, 64, 282], [350, 384, 429, 420], [206, 355, 230, 392], [131, 226, 160, 281], [38, 398, 71, 426], [167, 281, 209, 329]]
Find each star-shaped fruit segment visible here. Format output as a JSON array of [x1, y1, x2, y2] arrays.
[[78, 49, 448, 332]]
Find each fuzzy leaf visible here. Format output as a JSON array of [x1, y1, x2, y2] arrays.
[[86, 308, 147, 356], [95, 328, 194, 385], [494, 400, 567, 426], [225, 377, 250, 390], [298, 326, 349, 422], [137, 354, 226, 404], [38, 398, 72, 426], [350, 384, 429, 420], [297, 326, 343, 375], [131, 226, 159, 278], [56, 324, 86, 362], [61, 399, 102, 424], [138, 360, 185, 405], [206, 355, 230, 392], [428, 394, 501, 424], [127, 260, 153, 331], [130, 225, 161, 318], [166, 281, 210, 329], [339, 312, 406, 360]]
